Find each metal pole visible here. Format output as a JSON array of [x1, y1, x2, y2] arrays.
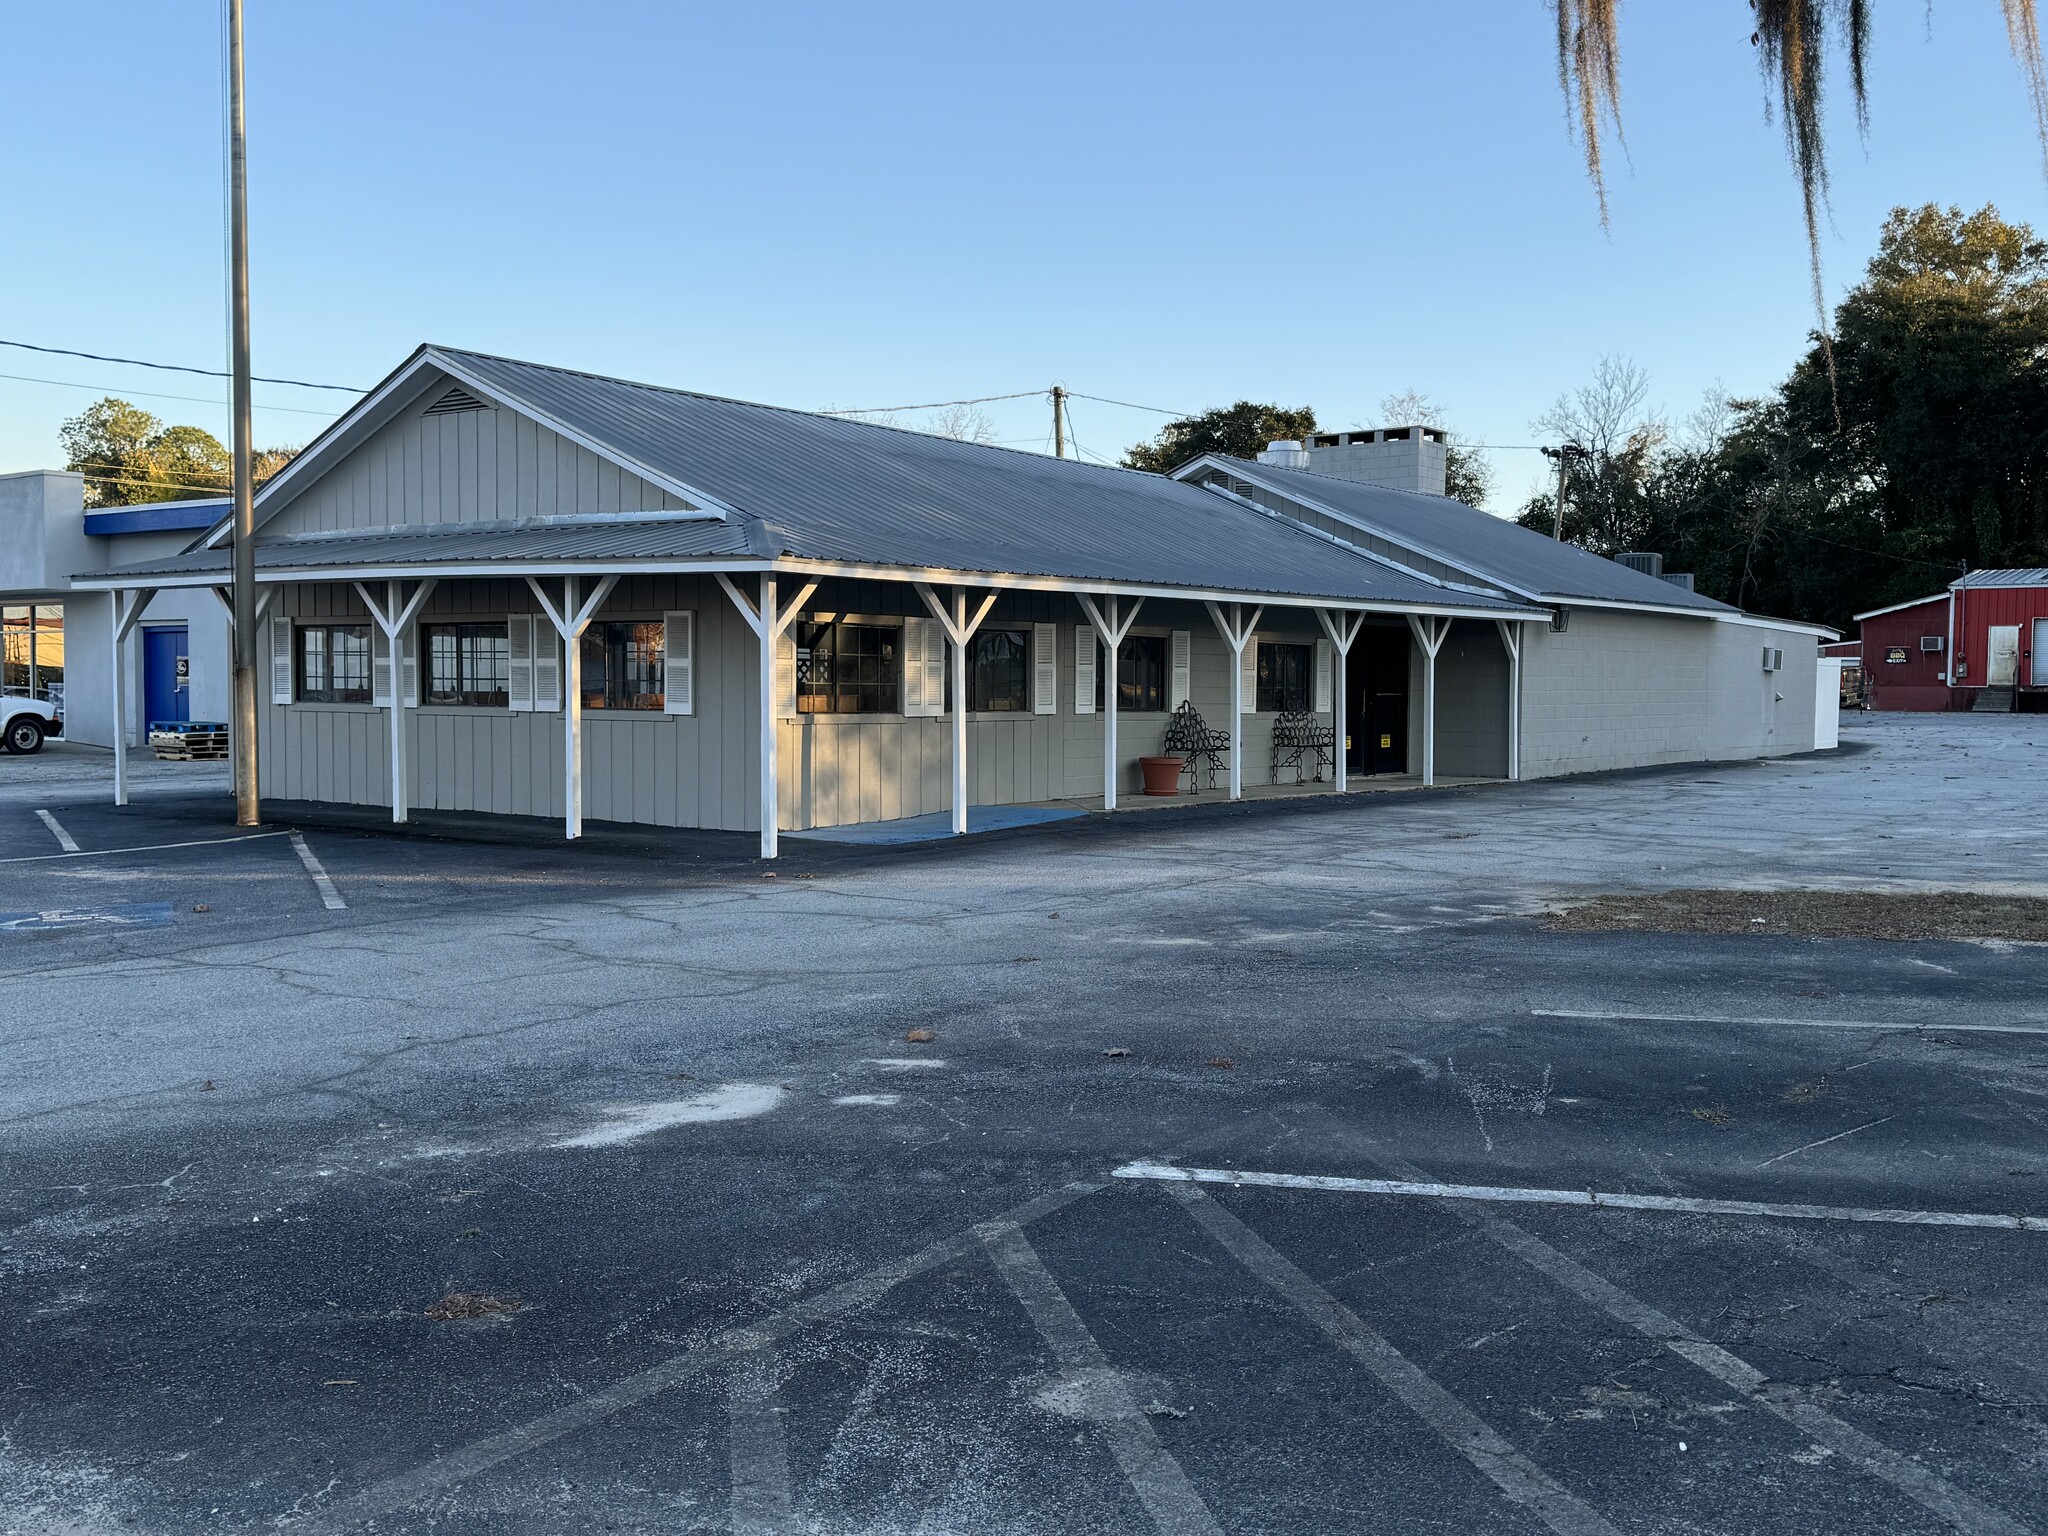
[[1551, 448, 1568, 542], [227, 0, 259, 826], [110, 595, 128, 807], [1052, 386, 1067, 460]]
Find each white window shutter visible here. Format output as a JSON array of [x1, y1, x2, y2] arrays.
[[1169, 629, 1191, 710], [532, 621, 562, 711], [902, 616, 943, 717], [270, 616, 294, 705], [507, 615, 534, 712], [371, 626, 393, 707], [663, 610, 694, 715], [1240, 640, 1259, 714], [401, 626, 419, 707], [1033, 623, 1058, 715], [1314, 638, 1333, 713], [775, 628, 798, 717], [1073, 624, 1096, 715]]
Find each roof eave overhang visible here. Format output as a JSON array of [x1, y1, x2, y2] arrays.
[[69, 556, 1544, 620], [1853, 592, 1951, 621]]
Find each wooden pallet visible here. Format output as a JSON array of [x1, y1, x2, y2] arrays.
[[149, 729, 230, 762]]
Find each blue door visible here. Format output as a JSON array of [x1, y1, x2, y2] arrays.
[[143, 626, 190, 728]]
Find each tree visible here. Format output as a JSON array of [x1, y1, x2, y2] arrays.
[[1551, 2, 2048, 347], [59, 396, 298, 508], [927, 404, 999, 445], [1379, 388, 1494, 507], [1516, 357, 1667, 553], [1122, 401, 1318, 474]]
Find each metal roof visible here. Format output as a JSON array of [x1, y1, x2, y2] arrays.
[[89, 517, 755, 580], [1953, 567, 2048, 589], [1184, 456, 1735, 613], [427, 349, 1530, 611]]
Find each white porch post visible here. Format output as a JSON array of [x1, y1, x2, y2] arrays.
[[1495, 618, 1524, 781], [355, 578, 437, 824], [1204, 601, 1263, 801], [916, 583, 998, 836], [1407, 614, 1449, 787], [717, 571, 819, 858], [527, 573, 620, 840], [1077, 593, 1143, 811], [1317, 608, 1366, 793], [108, 588, 156, 806]]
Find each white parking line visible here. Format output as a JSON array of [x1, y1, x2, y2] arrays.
[[289, 832, 347, 910], [727, 1341, 796, 1535], [1163, 1182, 1622, 1536], [284, 1178, 1108, 1535], [0, 830, 291, 865], [1533, 1008, 2048, 1037], [33, 809, 79, 852], [1449, 1187, 2037, 1536], [979, 1221, 1224, 1536], [1111, 1162, 2048, 1233]]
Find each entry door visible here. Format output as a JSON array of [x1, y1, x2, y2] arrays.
[[2034, 618, 2048, 688], [143, 626, 190, 728], [1988, 625, 2020, 687], [1348, 627, 1409, 774]]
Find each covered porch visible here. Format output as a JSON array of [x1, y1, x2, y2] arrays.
[[76, 541, 1544, 856]]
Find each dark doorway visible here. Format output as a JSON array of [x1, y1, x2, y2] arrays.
[[1346, 625, 1409, 774]]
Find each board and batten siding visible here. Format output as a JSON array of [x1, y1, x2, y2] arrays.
[[263, 388, 695, 536], [260, 578, 1344, 833]]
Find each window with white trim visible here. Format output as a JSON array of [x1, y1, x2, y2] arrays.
[[1256, 642, 1313, 713], [795, 620, 901, 714], [423, 622, 511, 707], [579, 620, 665, 710], [296, 623, 373, 704]]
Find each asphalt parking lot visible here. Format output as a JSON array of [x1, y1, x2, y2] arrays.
[[2, 713, 2046, 1536]]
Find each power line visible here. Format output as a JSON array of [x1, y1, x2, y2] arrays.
[[1064, 390, 1192, 417], [820, 389, 1044, 417], [0, 369, 340, 417], [0, 337, 362, 393]]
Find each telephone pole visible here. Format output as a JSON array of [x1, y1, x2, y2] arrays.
[[1540, 441, 1586, 542], [228, 0, 259, 826], [1051, 385, 1067, 459]]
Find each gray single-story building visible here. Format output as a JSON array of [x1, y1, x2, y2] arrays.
[[73, 345, 1831, 854]]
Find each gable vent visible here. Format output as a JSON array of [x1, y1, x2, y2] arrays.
[[423, 385, 489, 416]]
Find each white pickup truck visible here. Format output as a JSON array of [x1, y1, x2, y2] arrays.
[[1, 695, 60, 754]]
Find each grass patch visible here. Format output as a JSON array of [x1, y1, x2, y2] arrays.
[[1543, 889, 2048, 942]]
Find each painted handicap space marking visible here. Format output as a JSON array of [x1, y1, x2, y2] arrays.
[[0, 902, 174, 933]]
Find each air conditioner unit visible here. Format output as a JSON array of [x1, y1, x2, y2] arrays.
[[1920, 636, 1945, 652], [1762, 647, 1784, 673]]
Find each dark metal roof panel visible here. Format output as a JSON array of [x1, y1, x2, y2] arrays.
[[431, 349, 1527, 610], [1206, 458, 1736, 613]]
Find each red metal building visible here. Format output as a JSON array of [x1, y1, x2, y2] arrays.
[[1854, 595, 1955, 710], [1849, 569, 2048, 712]]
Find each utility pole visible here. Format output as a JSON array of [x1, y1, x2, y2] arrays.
[[228, 0, 259, 826], [1051, 385, 1067, 459], [1540, 441, 1586, 542]]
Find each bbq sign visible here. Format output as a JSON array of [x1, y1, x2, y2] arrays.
[[1885, 646, 1909, 664]]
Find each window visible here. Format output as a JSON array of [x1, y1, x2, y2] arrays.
[[795, 620, 900, 714], [296, 623, 372, 704], [968, 628, 1030, 712], [580, 620, 665, 710], [1257, 642, 1312, 713], [423, 622, 510, 707], [1095, 633, 1167, 713]]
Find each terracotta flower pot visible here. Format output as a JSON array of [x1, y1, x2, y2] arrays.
[[1139, 755, 1184, 796]]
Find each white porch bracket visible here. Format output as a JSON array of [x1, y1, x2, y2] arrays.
[[717, 571, 818, 859], [915, 582, 999, 836], [108, 586, 159, 807], [1077, 592, 1144, 810], [1406, 613, 1452, 788], [1204, 601, 1263, 800], [1495, 618, 1526, 782], [1315, 607, 1367, 793], [528, 573, 621, 841], [354, 578, 439, 824]]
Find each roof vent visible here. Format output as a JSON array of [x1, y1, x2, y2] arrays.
[[424, 385, 488, 416]]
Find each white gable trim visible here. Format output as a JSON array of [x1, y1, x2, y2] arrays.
[[202, 347, 743, 550]]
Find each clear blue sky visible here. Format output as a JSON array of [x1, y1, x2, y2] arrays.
[[2, 2, 2043, 509]]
